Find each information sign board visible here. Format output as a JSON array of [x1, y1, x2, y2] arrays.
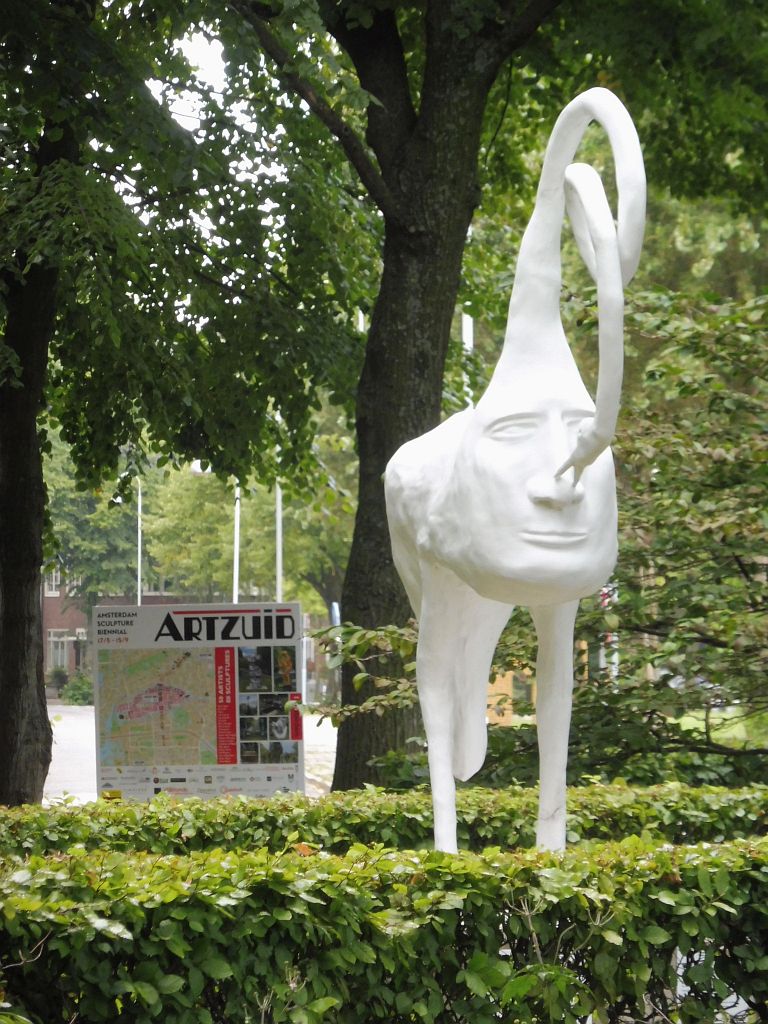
[[93, 603, 304, 800]]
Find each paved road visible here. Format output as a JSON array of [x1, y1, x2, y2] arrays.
[[44, 704, 338, 803]]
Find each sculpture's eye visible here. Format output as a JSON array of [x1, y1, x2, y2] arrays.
[[485, 415, 541, 441]]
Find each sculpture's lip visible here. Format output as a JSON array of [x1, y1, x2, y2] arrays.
[[521, 529, 588, 546]]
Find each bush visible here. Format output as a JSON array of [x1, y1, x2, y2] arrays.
[[321, 623, 768, 791], [1, 837, 767, 1022], [1, 784, 766, 858], [46, 667, 69, 695], [59, 672, 93, 706], [370, 682, 767, 792]]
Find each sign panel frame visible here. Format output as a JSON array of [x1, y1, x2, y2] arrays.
[[93, 602, 304, 800]]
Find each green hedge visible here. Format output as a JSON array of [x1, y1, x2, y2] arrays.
[[4, 783, 765, 857], [1, 837, 767, 1023]]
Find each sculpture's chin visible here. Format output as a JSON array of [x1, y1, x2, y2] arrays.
[[444, 544, 618, 606]]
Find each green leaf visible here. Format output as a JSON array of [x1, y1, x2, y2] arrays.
[[655, 890, 678, 906], [201, 957, 234, 980], [461, 970, 490, 997], [641, 925, 672, 945], [156, 974, 186, 994], [307, 997, 341, 1014], [133, 981, 159, 1005]]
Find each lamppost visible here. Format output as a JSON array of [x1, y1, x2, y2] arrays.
[[136, 477, 142, 606], [232, 481, 240, 604], [275, 482, 283, 601]]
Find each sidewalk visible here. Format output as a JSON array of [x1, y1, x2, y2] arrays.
[[44, 704, 337, 803]]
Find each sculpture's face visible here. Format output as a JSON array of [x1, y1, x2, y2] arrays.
[[430, 369, 618, 605]]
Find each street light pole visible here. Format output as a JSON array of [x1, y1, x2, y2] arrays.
[[275, 482, 283, 601], [137, 477, 142, 606], [232, 482, 240, 604]]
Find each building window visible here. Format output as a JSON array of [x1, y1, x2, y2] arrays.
[[48, 629, 69, 670], [45, 568, 61, 596]]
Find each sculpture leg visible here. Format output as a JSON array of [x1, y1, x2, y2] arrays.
[[452, 594, 513, 782], [417, 564, 512, 850], [417, 564, 468, 853], [530, 600, 579, 851]]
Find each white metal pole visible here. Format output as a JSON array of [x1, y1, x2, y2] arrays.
[[275, 482, 283, 601], [461, 312, 474, 406], [232, 482, 241, 604], [137, 477, 142, 606], [461, 311, 474, 353]]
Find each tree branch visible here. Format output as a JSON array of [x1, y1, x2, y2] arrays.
[[320, 5, 416, 176], [495, 0, 567, 54], [420, 0, 566, 106], [228, 1, 402, 223], [628, 623, 729, 649], [731, 551, 762, 611]]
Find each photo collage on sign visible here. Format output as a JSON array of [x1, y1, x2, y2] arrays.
[[237, 646, 299, 764]]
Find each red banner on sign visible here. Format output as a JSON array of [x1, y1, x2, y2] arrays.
[[289, 691, 303, 740], [215, 647, 237, 764]]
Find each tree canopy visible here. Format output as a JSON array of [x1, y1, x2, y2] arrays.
[[2, 0, 377, 487]]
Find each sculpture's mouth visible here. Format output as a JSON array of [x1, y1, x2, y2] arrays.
[[520, 529, 588, 547]]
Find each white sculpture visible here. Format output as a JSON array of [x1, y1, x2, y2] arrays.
[[385, 88, 645, 852]]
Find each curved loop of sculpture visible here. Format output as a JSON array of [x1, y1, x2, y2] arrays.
[[385, 88, 646, 852]]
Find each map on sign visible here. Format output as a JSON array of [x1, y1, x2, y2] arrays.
[[99, 649, 217, 768], [93, 603, 304, 801]]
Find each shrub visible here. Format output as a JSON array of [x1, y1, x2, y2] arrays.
[[58, 672, 94, 706], [0, 837, 767, 1022], [474, 681, 767, 790], [371, 687, 767, 792], [320, 623, 768, 791], [2, 784, 766, 859]]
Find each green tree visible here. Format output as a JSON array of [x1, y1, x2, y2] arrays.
[[44, 431, 141, 608], [44, 426, 353, 615], [614, 292, 767, 736], [277, 407, 357, 616], [143, 469, 243, 602]]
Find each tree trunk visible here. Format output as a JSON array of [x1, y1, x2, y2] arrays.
[[0, 262, 57, 805], [0, 123, 78, 805]]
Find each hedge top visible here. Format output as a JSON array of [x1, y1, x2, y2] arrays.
[[2, 782, 765, 857]]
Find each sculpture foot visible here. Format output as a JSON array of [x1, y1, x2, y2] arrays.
[[433, 825, 458, 854], [535, 813, 566, 852]]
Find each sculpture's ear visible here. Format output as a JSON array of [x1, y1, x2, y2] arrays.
[[565, 163, 599, 283], [557, 163, 625, 481], [547, 91, 645, 479]]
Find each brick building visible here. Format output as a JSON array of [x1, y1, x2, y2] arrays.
[[41, 567, 88, 678]]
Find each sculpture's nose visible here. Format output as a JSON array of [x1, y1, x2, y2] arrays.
[[527, 472, 585, 510]]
